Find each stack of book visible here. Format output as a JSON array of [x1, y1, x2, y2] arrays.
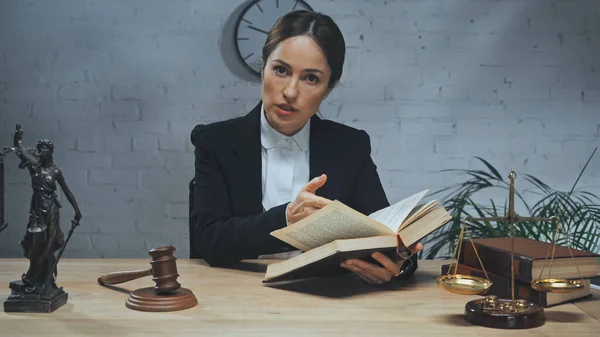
[[441, 237, 600, 307]]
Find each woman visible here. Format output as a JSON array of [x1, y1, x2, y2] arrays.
[[191, 10, 422, 284], [12, 125, 82, 292]]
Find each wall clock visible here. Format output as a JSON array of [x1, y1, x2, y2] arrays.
[[221, 0, 314, 82]]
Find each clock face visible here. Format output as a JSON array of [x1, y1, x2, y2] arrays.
[[235, 0, 313, 76]]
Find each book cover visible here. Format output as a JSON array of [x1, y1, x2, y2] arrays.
[[458, 237, 600, 283]]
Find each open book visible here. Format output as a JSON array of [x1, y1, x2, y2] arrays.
[[264, 190, 451, 282]]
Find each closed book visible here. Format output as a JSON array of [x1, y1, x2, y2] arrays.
[[441, 263, 592, 308], [458, 237, 600, 283]]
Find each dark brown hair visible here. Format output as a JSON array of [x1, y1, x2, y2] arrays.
[[262, 10, 345, 88]]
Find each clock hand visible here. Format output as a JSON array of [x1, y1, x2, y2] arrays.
[[248, 25, 269, 35]]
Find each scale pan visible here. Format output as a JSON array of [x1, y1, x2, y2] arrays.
[[437, 274, 492, 295], [531, 278, 585, 293]]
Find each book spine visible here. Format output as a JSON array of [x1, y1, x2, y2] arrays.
[[441, 264, 548, 307], [458, 239, 535, 283]]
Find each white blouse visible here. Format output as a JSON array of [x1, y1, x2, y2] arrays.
[[259, 104, 309, 259]]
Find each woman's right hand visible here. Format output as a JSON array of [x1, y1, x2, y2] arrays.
[[286, 174, 332, 226]]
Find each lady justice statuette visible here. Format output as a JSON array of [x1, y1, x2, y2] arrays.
[[2, 124, 82, 313]]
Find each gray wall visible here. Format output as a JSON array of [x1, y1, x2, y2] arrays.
[[1, 0, 599, 258]]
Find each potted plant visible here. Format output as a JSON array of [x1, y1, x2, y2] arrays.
[[422, 147, 600, 261]]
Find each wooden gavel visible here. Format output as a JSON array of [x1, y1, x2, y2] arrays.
[[98, 245, 181, 294]]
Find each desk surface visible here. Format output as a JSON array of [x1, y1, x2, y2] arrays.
[[1, 259, 598, 336]]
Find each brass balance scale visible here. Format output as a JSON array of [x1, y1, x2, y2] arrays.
[[436, 169, 586, 329]]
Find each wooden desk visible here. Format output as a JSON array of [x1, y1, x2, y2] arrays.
[[1, 259, 598, 336]]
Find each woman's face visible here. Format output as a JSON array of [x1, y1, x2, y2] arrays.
[[38, 145, 52, 161], [261, 35, 332, 136]]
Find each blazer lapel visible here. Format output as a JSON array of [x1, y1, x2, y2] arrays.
[[230, 105, 342, 210], [231, 102, 263, 214], [309, 115, 342, 199]]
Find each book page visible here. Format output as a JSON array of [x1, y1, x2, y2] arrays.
[[401, 200, 437, 230], [368, 189, 429, 233], [270, 200, 395, 252], [399, 206, 451, 246]]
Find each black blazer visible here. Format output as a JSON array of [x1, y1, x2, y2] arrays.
[[190, 101, 417, 275]]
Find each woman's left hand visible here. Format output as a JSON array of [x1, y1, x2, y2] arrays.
[[340, 235, 424, 284]]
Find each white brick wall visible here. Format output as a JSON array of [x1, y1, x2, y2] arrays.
[[1, 0, 598, 258]]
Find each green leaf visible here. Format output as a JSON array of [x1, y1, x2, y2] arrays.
[[424, 149, 600, 259], [569, 147, 597, 195]]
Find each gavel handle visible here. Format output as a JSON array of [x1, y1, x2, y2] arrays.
[[97, 268, 152, 286]]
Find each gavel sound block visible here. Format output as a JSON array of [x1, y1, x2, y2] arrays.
[[97, 246, 197, 312]]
